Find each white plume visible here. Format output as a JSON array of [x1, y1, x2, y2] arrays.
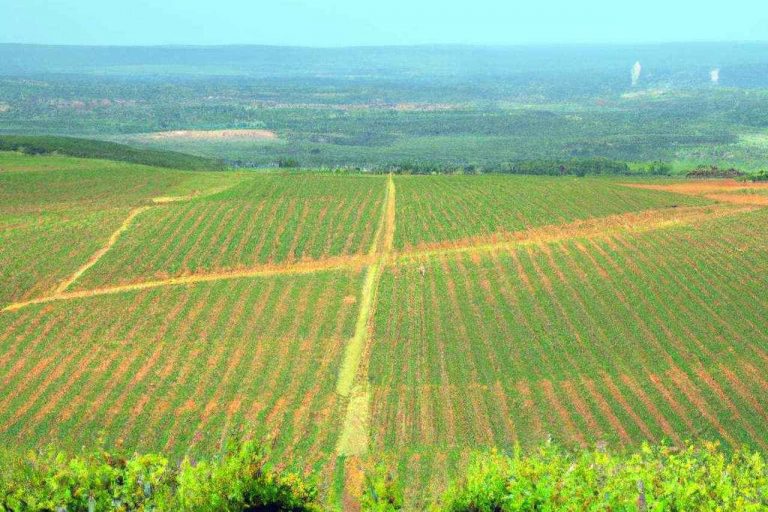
[[710, 68, 720, 84], [631, 61, 642, 87]]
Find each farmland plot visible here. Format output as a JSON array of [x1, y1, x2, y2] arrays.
[[2, 150, 768, 508], [0, 153, 239, 307], [0, 209, 130, 308], [370, 207, 768, 504], [393, 175, 711, 250], [0, 268, 363, 473], [73, 174, 386, 289]]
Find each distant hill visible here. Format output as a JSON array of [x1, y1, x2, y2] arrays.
[[0, 135, 226, 171], [1, 42, 767, 89]]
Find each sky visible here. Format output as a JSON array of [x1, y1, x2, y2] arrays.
[[1, 0, 766, 47]]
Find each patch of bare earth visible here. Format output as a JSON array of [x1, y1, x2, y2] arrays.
[[624, 180, 768, 206], [142, 129, 278, 141]]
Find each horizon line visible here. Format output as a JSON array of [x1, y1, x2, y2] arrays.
[[2, 40, 768, 50]]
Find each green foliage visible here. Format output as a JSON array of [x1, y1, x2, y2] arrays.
[[0, 439, 320, 511], [0, 447, 173, 511], [640, 160, 673, 176], [685, 165, 744, 179], [1, 441, 766, 511], [0, 135, 225, 171], [748, 170, 768, 182], [384, 158, 635, 176], [361, 464, 404, 512], [277, 157, 301, 169], [175, 439, 320, 511], [439, 442, 768, 512]]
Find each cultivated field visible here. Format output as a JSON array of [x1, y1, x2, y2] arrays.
[[1, 152, 767, 508]]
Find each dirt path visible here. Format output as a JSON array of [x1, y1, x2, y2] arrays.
[[3, 256, 370, 312], [336, 175, 395, 459], [397, 203, 756, 265], [3, 200, 756, 314], [54, 185, 237, 294], [53, 206, 151, 294], [624, 181, 768, 205]]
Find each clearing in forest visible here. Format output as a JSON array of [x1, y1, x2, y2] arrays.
[[141, 130, 279, 141]]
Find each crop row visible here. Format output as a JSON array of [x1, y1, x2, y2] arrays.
[[0, 152, 244, 305], [0, 208, 130, 307], [0, 268, 363, 475], [370, 207, 768, 503], [0, 153, 195, 214], [74, 175, 386, 289], [392, 175, 710, 250]]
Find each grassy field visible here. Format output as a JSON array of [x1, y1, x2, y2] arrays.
[[1, 151, 767, 508]]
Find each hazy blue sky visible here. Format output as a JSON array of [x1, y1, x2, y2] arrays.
[[1, 0, 766, 46]]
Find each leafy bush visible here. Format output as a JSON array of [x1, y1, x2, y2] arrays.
[[361, 464, 404, 512], [641, 160, 673, 176], [175, 440, 319, 511], [0, 448, 173, 511], [686, 165, 745, 179], [385, 158, 637, 176], [1, 440, 766, 510], [277, 157, 301, 168], [439, 441, 768, 512], [0, 439, 319, 511]]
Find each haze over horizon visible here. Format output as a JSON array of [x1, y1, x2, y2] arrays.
[[1, 0, 766, 47]]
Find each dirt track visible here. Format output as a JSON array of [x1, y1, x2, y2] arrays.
[[335, 175, 396, 458], [4, 198, 757, 314]]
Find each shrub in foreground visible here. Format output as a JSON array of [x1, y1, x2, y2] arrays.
[[1, 440, 766, 510], [0, 439, 319, 511], [440, 441, 768, 511]]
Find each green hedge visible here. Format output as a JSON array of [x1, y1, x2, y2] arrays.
[[0, 135, 226, 171], [380, 158, 670, 177], [0, 439, 319, 511], [1, 441, 766, 510], [438, 442, 768, 511]]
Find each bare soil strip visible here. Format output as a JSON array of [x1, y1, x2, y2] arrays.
[[623, 180, 768, 196], [53, 206, 150, 294], [3, 256, 370, 312], [141, 129, 278, 141], [336, 175, 395, 457], [624, 181, 768, 206], [151, 184, 237, 203], [3, 186, 762, 315], [397, 204, 755, 264]]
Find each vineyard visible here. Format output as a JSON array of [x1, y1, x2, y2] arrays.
[[393, 175, 709, 250], [1, 152, 767, 508], [72, 175, 385, 289]]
